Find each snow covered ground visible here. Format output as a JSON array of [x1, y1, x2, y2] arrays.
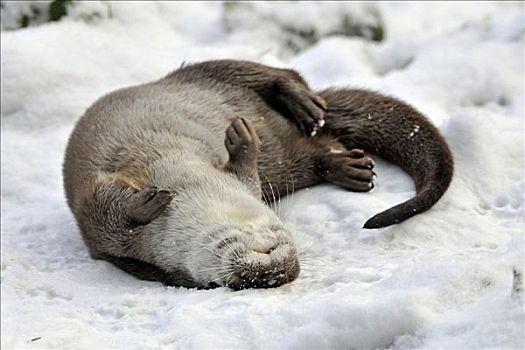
[[1, 1, 524, 349]]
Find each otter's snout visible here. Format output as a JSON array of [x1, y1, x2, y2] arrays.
[[227, 244, 300, 290]]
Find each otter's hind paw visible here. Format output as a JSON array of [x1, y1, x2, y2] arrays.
[[317, 149, 376, 192], [225, 117, 260, 167], [223, 118, 262, 197]]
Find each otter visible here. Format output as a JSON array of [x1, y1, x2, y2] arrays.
[[63, 60, 453, 290]]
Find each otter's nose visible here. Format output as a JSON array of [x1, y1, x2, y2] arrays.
[[227, 245, 300, 290]]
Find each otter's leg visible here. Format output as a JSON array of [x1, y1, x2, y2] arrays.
[[223, 118, 262, 197], [75, 178, 178, 285], [75, 176, 174, 258], [107, 184, 174, 228], [126, 186, 174, 226], [168, 60, 327, 136], [256, 135, 374, 202]]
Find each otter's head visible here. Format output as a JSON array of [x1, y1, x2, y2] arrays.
[[149, 172, 300, 290], [196, 218, 300, 290]]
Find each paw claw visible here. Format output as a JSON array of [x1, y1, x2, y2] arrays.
[[318, 151, 376, 192], [277, 82, 327, 138]]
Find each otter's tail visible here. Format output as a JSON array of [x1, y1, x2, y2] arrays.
[[318, 88, 454, 229]]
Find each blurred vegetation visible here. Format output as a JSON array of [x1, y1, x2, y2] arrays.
[[4, 0, 112, 30], [5, 0, 385, 57], [17, 3, 42, 28], [12, 0, 74, 28], [281, 14, 384, 54], [223, 2, 385, 57], [49, 0, 74, 22]]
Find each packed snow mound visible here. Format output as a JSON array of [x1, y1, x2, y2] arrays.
[[1, 2, 524, 349]]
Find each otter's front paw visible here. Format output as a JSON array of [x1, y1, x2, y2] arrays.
[[225, 117, 260, 167], [274, 79, 327, 137], [127, 186, 174, 226], [317, 149, 376, 192]]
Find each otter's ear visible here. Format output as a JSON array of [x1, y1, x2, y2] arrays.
[[127, 186, 175, 227]]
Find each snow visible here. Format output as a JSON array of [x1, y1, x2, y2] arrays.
[[1, 1, 524, 349]]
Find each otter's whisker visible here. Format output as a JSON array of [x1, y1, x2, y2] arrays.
[[197, 265, 229, 274], [263, 174, 276, 205], [224, 271, 237, 286], [282, 174, 295, 222], [281, 179, 290, 222], [210, 270, 235, 285], [262, 174, 280, 221], [261, 183, 272, 205], [276, 183, 284, 220]]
